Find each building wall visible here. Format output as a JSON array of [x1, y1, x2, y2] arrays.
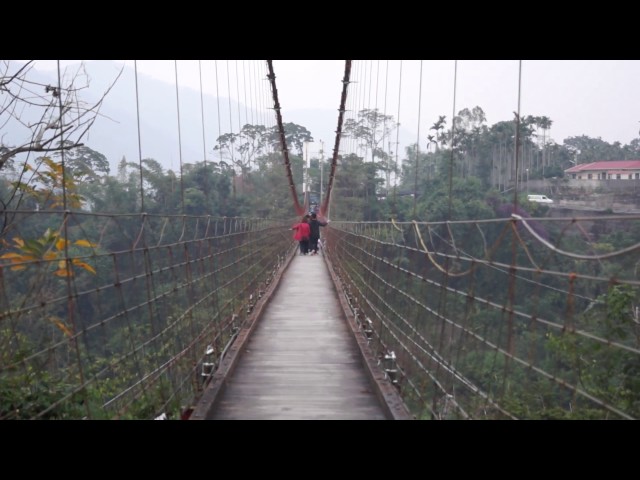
[[563, 179, 640, 192], [566, 170, 640, 181]]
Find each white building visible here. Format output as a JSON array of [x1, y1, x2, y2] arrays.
[[565, 160, 640, 181]]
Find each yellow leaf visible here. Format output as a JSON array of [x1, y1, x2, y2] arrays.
[[74, 239, 97, 248], [10, 265, 26, 271], [54, 269, 72, 277], [58, 260, 66, 270], [2, 253, 36, 264], [72, 260, 96, 274], [43, 252, 58, 261], [55, 238, 66, 251], [12, 237, 25, 247], [0, 253, 23, 259], [43, 157, 56, 169], [49, 317, 73, 337]]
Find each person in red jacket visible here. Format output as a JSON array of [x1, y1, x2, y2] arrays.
[[291, 215, 311, 255]]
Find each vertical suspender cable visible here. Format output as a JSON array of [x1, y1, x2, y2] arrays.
[[413, 60, 424, 218], [257, 61, 264, 128], [447, 60, 458, 219], [349, 61, 359, 156], [372, 60, 380, 166], [226, 61, 235, 168], [215, 61, 223, 163], [235, 60, 242, 132], [359, 62, 368, 159], [248, 61, 255, 126], [174, 60, 185, 213], [199, 61, 208, 164], [512, 60, 523, 208], [243, 60, 249, 127], [367, 60, 375, 163], [198, 60, 210, 209], [261, 61, 269, 129], [57, 60, 90, 418], [392, 61, 403, 209], [134, 61, 145, 212], [507, 60, 524, 359], [382, 60, 390, 194]]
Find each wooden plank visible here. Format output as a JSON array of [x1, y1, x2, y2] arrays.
[[208, 254, 389, 420]]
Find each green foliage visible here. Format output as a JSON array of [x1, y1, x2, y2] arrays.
[[12, 157, 85, 210], [544, 284, 640, 418]]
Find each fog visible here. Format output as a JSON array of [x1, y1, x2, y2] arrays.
[[7, 60, 640, 171]]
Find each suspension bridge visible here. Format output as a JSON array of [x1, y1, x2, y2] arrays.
[[1, 60, 639, 420]]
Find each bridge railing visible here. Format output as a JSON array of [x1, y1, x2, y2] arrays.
[[0, 211, 293, 419], [322, 216, 640, 419]]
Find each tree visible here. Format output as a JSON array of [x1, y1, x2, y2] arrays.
[[430, 115, 447, 151], [53, 142, 110, 180], [454, 107, 486, 133], [537, 116, 553, 174], [213, 124, 269, 176], [266, 122, 314, 156], [343, 108, 398, 192], [564, 135, 629, 165], [0, 61, 121, 172], [451, 107, 489, 181]]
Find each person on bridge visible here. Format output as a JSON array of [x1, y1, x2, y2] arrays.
[[292, 215, 311, 255], [308, 212, 328, 255]]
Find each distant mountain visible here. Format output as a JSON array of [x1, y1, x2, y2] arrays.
[[2, 61, 262, 173], [2, 61, 415, 175], [65, 60, 251, 173]]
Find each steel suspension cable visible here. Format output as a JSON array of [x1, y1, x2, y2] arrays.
[[512, 60, 523, 209], [174, 61, 185, 213], [235, 60, 242, 132], [266, 60, 304, 216], [447, 60, 458, 219], [214, 61, 223, 164], [372, 60, 380, 167], [56, 60, 90, 418], [259, 61, 267, 129], [320, 60, 352, 219], [366, 60, 374, 162], [506, 60, 524, 359], [198, 61, 210, 208], [381, 60, 389, 193], [248, 61, 255, 126], [413, 61, 423, 218], [242, 60, 249, 128], [359, 62, 368, 159], [392, 61, 402, 210], [226, 61, 234, 168], [199, 61, 207, 165], [134, 61, 145, 212], [348, 61, 359, 156]]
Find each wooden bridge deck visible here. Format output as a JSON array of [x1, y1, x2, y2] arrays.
[[201, 252, 389, 420]]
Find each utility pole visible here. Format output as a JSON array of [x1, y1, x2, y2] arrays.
[[303, 140, 310, 197], [319, 140, 324, 205]]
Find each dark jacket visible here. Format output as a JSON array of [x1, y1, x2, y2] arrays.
[[308, 219, 327, 239]]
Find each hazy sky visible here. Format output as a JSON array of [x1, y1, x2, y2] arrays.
[[25, 60, 640, 155], [124, 60, 640, 140]]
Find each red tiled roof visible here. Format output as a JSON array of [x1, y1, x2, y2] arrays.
[[565, 160, 640, 173]]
